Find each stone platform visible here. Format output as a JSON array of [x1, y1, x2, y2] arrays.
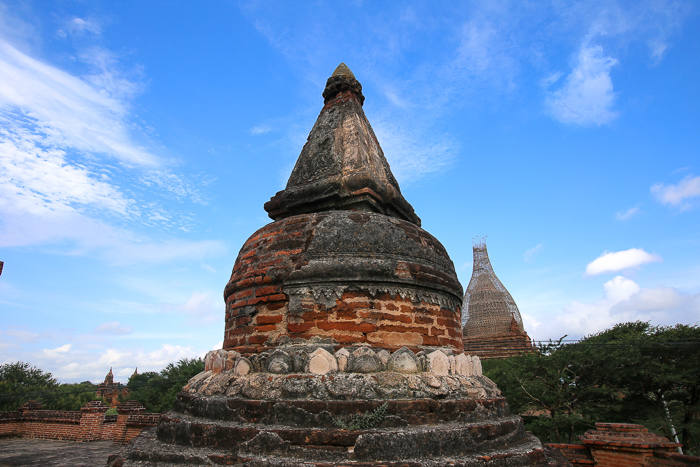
[[112, 396, 551, 466], [0, 438, 121, 467], [110, 344, 558, 466]]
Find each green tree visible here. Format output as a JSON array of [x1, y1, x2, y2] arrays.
[[0, 362, 59, 411], [124, 358, 204, 412], [483, 322, 700, 453], [483, 338, 599, 443], [43, 381, 99, 411]]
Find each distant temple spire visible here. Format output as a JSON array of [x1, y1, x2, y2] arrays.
[[105, 367, 114, 385], [264, 63, 420, 225], [462, 240, 534, 359]]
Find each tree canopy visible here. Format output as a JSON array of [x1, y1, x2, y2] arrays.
[[0, 358, 204, 412], [122, 357, 204, 413], [0, 362, 97, 411], [483, 322, 700, 454]]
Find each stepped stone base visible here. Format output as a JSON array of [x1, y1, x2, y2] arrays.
[[109, 371, 562, 466]]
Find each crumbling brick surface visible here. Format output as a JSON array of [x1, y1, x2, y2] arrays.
[[223, 211, 464, 353]]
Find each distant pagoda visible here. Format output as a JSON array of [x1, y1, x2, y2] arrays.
[[462, 240, 535, 359]]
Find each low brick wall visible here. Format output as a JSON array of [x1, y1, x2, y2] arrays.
[[0, 400, 160, 444]]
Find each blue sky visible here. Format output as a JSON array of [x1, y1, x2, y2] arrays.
[[1, 1, 699, 383]]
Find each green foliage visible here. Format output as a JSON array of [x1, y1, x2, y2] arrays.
[[42, 381, 99, 411], [123, 358, 204, 413], [334, 402, 388, 430], [483, 322, 700, 454], [0, 363, 100, 411], [0, 362, 59, 411], [1, 359, 205, 413]]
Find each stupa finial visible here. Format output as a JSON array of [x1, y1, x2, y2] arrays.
[[331, 62, 355, 79], [321, 62, 365, 105], [265, 64, 419, 225]]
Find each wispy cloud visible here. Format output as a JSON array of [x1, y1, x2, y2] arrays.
[[0, 21, 219, 262], [524, 244, 543, 263], [545, 43, 618, 126], [95, 321, 133, 336], [651, 174, 700, 210], [63, 17, 102, 37], [615, 206, 642, 221], [371, 115, 458, 184], [250, 124, 272, 135], [585, 248, 662, 276], [45, 343, 202, 383], [241, 1, 691, 180], [0, 40, 157, 165]]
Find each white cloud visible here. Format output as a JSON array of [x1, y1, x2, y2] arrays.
[[615, 206, 642, 221], [250, 124, 272, 135], [545, 43, 618, 126], [529, 276, 700, 341], [585, 248, 661, 276], [0, 33, 219, 263], [454, 21, 502, 76], [59, 344, 200, 383], [0, 40, 157, 166], [371, 115, 458, 184], [0, 122, 135, 218], [164, 291, 221, 326], [524, 243, 543, 263], [540, 72, 563, 89], [95, 321, 133, 335], [4, 338, 206, 383], [651, 174, 700, 210], [443, 17, 518, 95], [67, 18, 102, 36], [42, 343, 72, 360], [3, 329, 44, 343]]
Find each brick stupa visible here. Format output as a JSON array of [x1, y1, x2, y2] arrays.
[[112, 64, 557, 466], [462, 241, 536, 359]]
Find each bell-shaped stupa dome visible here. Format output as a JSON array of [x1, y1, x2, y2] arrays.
[[112, 65, 553, 467], [462, 239, 535, 359]]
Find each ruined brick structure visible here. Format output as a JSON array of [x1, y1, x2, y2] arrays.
[[550, 423, 700, 466], [95, 367, 131, 407], [0, 400, 159, 445], [462, 241, 536, 359], [110, 64, 560, 466]]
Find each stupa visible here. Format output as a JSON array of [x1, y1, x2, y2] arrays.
[[111, 65, 558, 466], [462, 240, 535, 359]]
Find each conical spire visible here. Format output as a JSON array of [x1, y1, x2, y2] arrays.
[[462, 241, 524, 336], [264, 63, 420, 225], [105, 367, 114, 385]]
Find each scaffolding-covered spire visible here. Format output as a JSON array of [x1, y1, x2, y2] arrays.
[[462, 241, 524, 335]]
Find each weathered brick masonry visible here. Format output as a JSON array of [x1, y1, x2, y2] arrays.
[[224, 211, 463, 353], [550, 423, 700, 466], [0, 400, 159, 445]]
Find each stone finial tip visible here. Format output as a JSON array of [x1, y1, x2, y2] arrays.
[[332, 63, 355, 79]]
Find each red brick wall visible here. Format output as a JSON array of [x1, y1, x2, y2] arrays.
[[0, 402, 160, 444], [0, 409, 83, 441]]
